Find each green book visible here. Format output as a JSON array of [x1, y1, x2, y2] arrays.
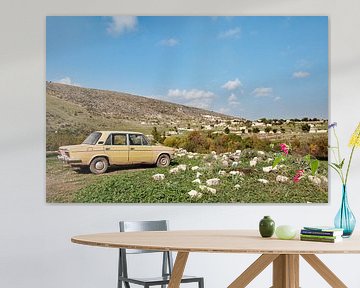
[[300, 234, 340, 240], [300, 236, 342, 243]]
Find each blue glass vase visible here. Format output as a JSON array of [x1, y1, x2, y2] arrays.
[[334, 185, 356, 237]]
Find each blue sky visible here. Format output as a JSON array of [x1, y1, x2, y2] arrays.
[[46, 16, 328, 120]]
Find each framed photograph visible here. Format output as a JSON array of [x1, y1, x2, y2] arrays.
[[46, 16, 328, 203]]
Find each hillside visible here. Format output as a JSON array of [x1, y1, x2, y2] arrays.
[[46, 82, 233, 129], [46, 82, 235, 150]]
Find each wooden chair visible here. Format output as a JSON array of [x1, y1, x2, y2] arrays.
[[118, 220, 204, 288]]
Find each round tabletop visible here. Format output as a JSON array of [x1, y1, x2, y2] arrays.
[[71, 230, 360, 254]]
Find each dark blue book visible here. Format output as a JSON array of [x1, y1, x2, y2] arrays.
[[301, 226, 343, 237]]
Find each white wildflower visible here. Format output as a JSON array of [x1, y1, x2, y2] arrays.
[[258, 179, 269, 184], [308, 175, 321, 185], [229, 171, 240, 176], [232, 161, 239, 167], [250, 159, 257, 167], [206, 178, 220, 186], [169, 167, 180, 174], [221, 160, 229, 167], [198, 185, 207, 191], [192, 178, 201, 184], [263, 166, 277, 173], [218, 170, 227, 176], [152, 174, 165, 181], [206, 187, 217, 194], [196, 172, 202, 178], [178, 164, 187, 171], [188, 190, 202, 198], [320, 175, 328, 183], [258, 151, 265, 156], [276, 175, 289, 183], [191, 166, 200, 171], [234, 184, 241, 189]]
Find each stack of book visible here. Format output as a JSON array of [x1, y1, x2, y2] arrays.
[[300, 226, 344, 243]]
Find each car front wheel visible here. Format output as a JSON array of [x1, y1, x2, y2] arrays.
[[89, 157, 109, 174], [156, 154, 170, 167]]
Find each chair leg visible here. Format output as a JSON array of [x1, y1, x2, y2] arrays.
[[199, 278, 204, 288]]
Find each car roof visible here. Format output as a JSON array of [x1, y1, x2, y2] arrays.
[[97, 131, 144, 134]]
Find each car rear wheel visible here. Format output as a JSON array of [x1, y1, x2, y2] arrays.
[[89, 157, 109, 174], [156, 154, 170, 168]]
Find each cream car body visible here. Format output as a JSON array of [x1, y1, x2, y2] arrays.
[[58, 131, 175, 174]]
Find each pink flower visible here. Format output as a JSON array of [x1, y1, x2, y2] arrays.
[[280, 143, 289, 155], [293, 169, 304, 183]]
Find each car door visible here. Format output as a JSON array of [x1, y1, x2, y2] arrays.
[[128, 134, 154, 164], [103, 133, 129, 165]]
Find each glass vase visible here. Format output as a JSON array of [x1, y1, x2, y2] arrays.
[[334, 185, 356, 237]]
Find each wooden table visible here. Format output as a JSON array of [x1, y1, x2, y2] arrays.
[[72, 230, 360, 288]]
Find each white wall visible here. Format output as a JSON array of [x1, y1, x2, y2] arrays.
[[1, 0, 360, 287]]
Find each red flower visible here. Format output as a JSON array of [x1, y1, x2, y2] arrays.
[[280, 143, 289, 155], [293, 169, 304, 183]]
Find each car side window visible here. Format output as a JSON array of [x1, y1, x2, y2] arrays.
[[113, 134, 127, 145], [141, 135, 149, 145], [129, 134, 142, 145]]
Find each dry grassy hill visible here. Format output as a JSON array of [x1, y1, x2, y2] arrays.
[[46, 82, 233, 150]]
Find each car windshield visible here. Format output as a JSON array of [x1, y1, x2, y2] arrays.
[[82, 132, 102, 145]]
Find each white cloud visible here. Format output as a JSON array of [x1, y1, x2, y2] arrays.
[[219, 27, 241, 39], [106, 16, 138, 36], [228, 93, 240, 105], [168, 89, 215, 109], [252, 87, 273, 97], [168, 89, 215, 100], [55, 77, 81, 87], [222, 78, 242, 90], [293, 71, 310, 78], [159, 38, 179, 47], [274, 96, 281, 101]]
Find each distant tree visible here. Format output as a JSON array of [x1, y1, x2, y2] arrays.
[[253, 127, 260, 133], [200, 125, 204, 130], [151, 127, 162, 142], [241, 129, 245, 134], [187, 123, 191, 129], [281, 128, 286, 133], [302, 117, 309, 122], [302, 124, 311, 133], [248, 128, 253, 133], [224, 127, 230, 134], [272, 128, 278, 133], [265, 127, 272, 133], [226, 120, 231, 125]]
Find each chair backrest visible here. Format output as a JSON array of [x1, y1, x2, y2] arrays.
[[118, 220, 174, 282], [119, 220, 168, 254]]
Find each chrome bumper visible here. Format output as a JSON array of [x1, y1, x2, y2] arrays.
[[57, 155, 82, 165]]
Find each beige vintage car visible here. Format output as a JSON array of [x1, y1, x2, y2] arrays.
[[58, 131, 175, 174]]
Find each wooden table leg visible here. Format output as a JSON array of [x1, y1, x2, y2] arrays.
[[272, 254, 299, 288], [228, 254, 279, 288], [301, 254, 347, 288], [168, 252, 189, 288]]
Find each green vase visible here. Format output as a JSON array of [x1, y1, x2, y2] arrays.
[[259, 216, 275, 237]]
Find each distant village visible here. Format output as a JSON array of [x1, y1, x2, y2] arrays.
[[141, 114, 328, 138]]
